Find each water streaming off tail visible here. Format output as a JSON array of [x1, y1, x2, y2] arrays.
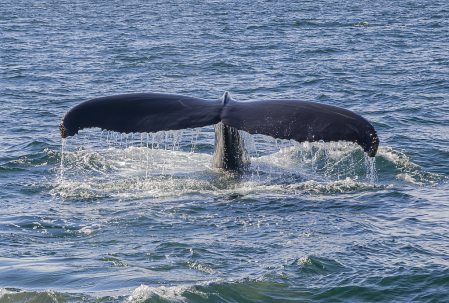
[[55, 127, 381, 199], [239, 131, 377, 182]]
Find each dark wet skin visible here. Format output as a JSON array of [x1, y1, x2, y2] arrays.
[[59, 92, 378, 170]]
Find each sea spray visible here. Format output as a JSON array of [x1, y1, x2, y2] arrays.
[[57, 128, 379, 195]]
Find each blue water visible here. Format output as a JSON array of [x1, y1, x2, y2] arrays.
[[1, 0, 449, 302]]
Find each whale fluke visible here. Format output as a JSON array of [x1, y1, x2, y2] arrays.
[[221, 96, 379, 157], [59, 93, 223, 138], [59, 92, 379, 168]]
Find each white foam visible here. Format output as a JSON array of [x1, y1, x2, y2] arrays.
[[0, 288, 15, 297], [128, 284, 206, 302], [58, 129, 449, 200], [53, 132, 389, 199], [288, 178, 378, 194]]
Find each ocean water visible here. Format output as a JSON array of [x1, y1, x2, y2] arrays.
[[1, 0, 449, 302]]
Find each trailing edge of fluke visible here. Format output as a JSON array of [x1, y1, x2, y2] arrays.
[[59, 92, 379, 163]]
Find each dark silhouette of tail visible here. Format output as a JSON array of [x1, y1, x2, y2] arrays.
[[60, 92, 379, 162]]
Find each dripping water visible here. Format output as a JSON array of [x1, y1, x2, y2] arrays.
[[59, 138, 67, 184], [58, 128, 378, 192], [365, 154, 377, 184]]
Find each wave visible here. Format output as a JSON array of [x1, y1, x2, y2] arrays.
[[4, 259, 448, 303]]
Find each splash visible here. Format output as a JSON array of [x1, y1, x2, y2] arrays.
[[56, 128, 385, 199]]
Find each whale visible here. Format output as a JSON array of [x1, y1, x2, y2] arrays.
[[59, 92, 379, 170]]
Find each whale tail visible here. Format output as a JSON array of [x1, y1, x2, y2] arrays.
[[59, 92, 379, 166]]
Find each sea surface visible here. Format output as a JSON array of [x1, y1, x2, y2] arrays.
[[1, 0, 449, 302]]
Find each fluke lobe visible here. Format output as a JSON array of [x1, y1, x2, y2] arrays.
[[59, 92, 379, 170]]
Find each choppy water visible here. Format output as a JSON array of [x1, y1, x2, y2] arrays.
[[1, 0, 449, 302]]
